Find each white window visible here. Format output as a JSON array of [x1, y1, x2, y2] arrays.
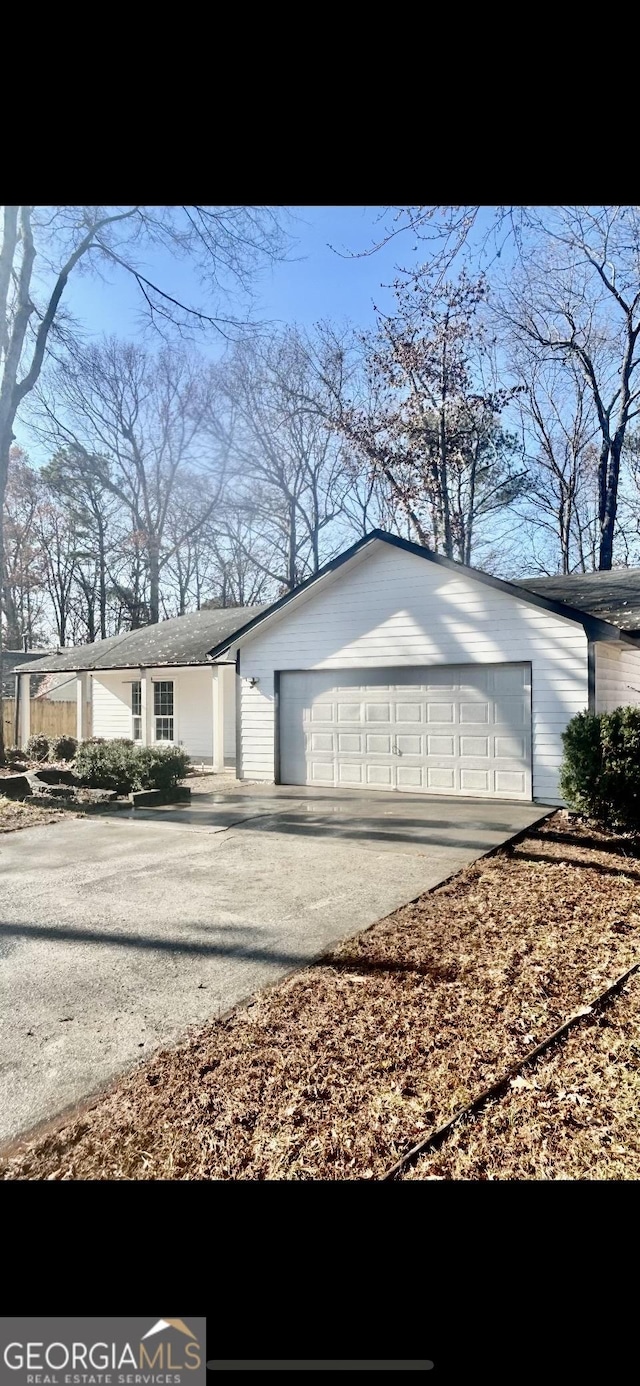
[[131, 680, 142, 742], [154, 680, 174, 741]]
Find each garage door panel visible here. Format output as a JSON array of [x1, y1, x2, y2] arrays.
[[427, 704, 454, 722], [461, 736, 490, 757], [311, 702, 334, 721], [279, 664, 532, 800], [338, 732, 362, 752], [367, 764, 393, 786], [397, 702, 423, 721], [460, 768, 491, 792], [495, 735, 527, 758], [397, 734, 422, 755], [496, 770, 527, 794]]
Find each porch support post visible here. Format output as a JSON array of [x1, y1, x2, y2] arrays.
[[141, 669, 152, 746], [212, 666, 224, 771], [18, 673, 31, 749], [76, 672, 90, 742]]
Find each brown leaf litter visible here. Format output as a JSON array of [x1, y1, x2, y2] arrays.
[[2, 812, 640, 1180], [0, 794, 66, 832]]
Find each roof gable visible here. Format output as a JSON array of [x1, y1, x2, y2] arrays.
[[206, 530, 631, 658]]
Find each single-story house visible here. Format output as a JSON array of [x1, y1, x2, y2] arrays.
[[15, 531, 640, 804]]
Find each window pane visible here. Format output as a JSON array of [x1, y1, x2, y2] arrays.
[[155, 717, 174, 741], [132, 681, 141, 716], [154, 681, 174, 716], [132, 716, 142, 741]]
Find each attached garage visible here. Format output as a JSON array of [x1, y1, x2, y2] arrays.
[[207, 530, 640, 807], [278, 664, 532, 799]]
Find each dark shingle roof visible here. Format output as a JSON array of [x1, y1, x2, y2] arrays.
[[2, 649, 54, 696], [517, 569, 640, 632], [13, 607, 265, 675]]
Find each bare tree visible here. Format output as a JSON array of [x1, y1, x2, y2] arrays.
[[2, 447, 46, 647], [40, 446, 123, 640], [0, 203, 288, 755], [209, 327, 352, 590], [494, 208, 640, 569], [512, 357, 600, 573], [31, 490, 78, 646], [202, 511, 276, 608], [38, 339, 229, 624], [336, 270, 525, 563]]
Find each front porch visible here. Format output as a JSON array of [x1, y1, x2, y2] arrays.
[[17, 662, 236, 770]]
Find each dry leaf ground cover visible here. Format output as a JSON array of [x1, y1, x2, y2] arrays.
[[2, 813, 640, 1180], [403, 971, 640, 1180], [0, 794, 65, 832]]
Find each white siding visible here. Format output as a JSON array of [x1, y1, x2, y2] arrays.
[[174, 666, 213, 761], [238, 542, 590, 804], [595, 643, 640, 712], [91, 666, 219, 763], [92, 673, 133, 739]]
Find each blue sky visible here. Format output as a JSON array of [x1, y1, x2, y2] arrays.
[[18, 207, 433, 458], [60, 206, 420, 349]]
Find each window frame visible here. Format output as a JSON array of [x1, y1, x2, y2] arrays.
[[153, 678, 175, 743], [131, 679, 142, 743]]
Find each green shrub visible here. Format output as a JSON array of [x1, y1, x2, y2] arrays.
[[75, 738, 137, 794], [75, 739, 190, 795], [132, 745, 191, 792], [560, 705, 640, 831], [49, 734, 78, 763], [26, 733, 49, 762]]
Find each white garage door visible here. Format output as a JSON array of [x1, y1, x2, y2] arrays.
[[279, 664, 532, 799]]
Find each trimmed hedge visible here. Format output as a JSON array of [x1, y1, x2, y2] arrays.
[[560, 706, 640, 831], [75, 738, 190, 796]]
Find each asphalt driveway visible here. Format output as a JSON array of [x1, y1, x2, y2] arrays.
[[0, 785, 546, 1145]]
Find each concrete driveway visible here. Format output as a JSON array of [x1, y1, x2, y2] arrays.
[[0, 784, 546, 1145]]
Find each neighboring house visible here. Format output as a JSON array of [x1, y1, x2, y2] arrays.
[[16, 532, 640, 804], [2, 649, 53, 701]]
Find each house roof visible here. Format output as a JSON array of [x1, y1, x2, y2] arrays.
[[518, 569, 640, 633], [12, 606, 265, 676], [206, 530, 639, 659], [2, 649, 54, 697]]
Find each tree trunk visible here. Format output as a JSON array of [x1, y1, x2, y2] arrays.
[[98, 521, 108, 639], [287, 501, 297, 589], [148, 538, 160, 624], [599, 438, 622, 570], [437, 407, 453, 559]]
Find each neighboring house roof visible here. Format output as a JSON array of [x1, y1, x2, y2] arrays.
[[206, 530, 640, 659], [34, 673, 78, 701], [2, 649, 54, 698], [14, 607, 266, 676], [518, 569, 640, 633]]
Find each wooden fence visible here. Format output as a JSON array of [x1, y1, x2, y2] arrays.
[[2, 698, 77, 747]]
